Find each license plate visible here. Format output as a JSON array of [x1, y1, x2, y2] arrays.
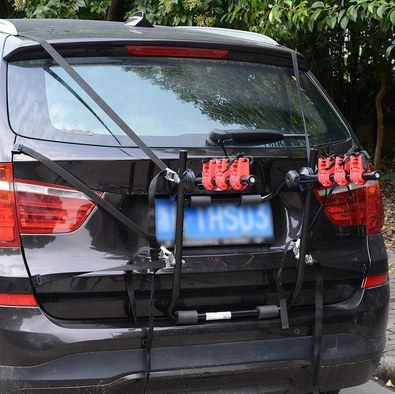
[[155, 199, 274, 246]]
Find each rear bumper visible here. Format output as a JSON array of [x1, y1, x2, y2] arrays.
[[0, 284, 389, 393], [0, 333, 385, 393]]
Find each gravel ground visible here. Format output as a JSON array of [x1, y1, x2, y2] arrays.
[[382, 180, 395, 254]]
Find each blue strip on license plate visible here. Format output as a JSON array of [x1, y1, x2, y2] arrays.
[[155, 199, 274, 246]]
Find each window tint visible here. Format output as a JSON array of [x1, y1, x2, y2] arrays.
[[8, 57, 350, 147]]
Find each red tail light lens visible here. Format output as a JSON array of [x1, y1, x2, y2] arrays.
[[0, 293, 38, 307], [315, 181, 384, 235], [362, 273, 388, 288], [14, 180, 98, 234], [0, 163, 20, 247], [126, 46, 229, 59]]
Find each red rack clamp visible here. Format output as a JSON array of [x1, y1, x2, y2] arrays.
[[202, 159, 217, 190], [333, 156, 348, 186], [349, 154, 365, 185], [230, 157, 250, 191], [317, 157, 335, 187], [215, 158, 231, 190]]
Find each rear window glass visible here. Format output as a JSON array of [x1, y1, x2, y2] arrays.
[[7, 57, 350, 147]]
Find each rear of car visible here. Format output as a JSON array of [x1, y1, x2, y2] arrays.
[[0, 19, 389, 393]]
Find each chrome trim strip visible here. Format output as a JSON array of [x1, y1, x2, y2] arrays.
[[14, 181, 89, 200], [0, 180, 11, 191]]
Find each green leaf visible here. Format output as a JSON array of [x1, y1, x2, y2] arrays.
[[284, 0, 292, 6], [386, 44, 394, 57], [347, 5, 358, 22], [269, 10, 274, 22], [312, 1, 324, 8], [338, 9, 346, 22], [326, 15, 336, 28], [340, 15, 349, 29], [381, 16, 391, 31], [312, 9, 322, 21], [391, 10, 395, 25], [377, 5, 385, 19], [308, 17, 315, 31]]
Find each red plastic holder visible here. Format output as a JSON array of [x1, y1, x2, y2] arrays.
[[333, 156, 348, 186], [215, 158, 231, 190], [202, 159, 217, 190], [201, 156, 252, 191], [230, 157, 250, 191], [349, 154, 365, 185], [318, 157, 335, 187]]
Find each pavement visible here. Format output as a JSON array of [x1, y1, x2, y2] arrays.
[[342, 379, 392, 393]]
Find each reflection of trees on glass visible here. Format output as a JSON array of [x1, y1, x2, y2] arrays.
[[124, 61, 333, 142]]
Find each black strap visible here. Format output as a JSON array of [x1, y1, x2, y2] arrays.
[[167, 151, 188, 318], [144, 270, 157, 393], [20, 34, 168, 172], [125, 272, 137, 325], [31, 260, 166, 288], [275, 241, 291, 329], [312, 268, 323, 394], [147, 171, 166, 239], [291, 50, 310, 162], [14, 144, 158, 246]]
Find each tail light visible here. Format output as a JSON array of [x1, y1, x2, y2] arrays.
[[0, 163, 20, 246], [315, 181, 384, 235], [0, 163, 98, 241], [362, 273, 389, 288], [0, 293, 38, 307], [14, 179, 98, 234]]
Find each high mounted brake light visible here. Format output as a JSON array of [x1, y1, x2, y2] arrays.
[[315, 181, 384, 235], [126, 46, 229, 59]]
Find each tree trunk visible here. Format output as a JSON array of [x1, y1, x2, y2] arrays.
[[107, 0, 129, 21], [374, 69, 387, 169]]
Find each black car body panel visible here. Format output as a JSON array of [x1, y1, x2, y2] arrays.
[[0, 19, 388, 393]]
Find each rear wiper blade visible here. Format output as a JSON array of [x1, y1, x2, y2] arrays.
[[207, 128, 307, 145]]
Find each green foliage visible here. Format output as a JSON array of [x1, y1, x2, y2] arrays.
[[13, 0, 111, 19], [223, 0, 395, 56], [126, 0, 227, 27]]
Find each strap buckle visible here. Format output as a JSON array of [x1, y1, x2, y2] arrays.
[[159, 246, 184, 269], [164, 168, 180, 184], [11, 143, 23, 154], [292, 239, 314, 265]]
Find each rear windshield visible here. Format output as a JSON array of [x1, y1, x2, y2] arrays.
[[7, 57, 350, 147]]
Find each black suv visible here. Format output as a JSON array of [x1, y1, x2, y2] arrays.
[[0, 17, 389, 393]]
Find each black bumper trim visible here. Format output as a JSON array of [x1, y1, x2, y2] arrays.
[[0, 333, 385, 392]]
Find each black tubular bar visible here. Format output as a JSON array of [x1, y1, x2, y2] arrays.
[[300, 171, 380, 183], [168, 150, 188, 318], [175, 305, 280, 325]]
